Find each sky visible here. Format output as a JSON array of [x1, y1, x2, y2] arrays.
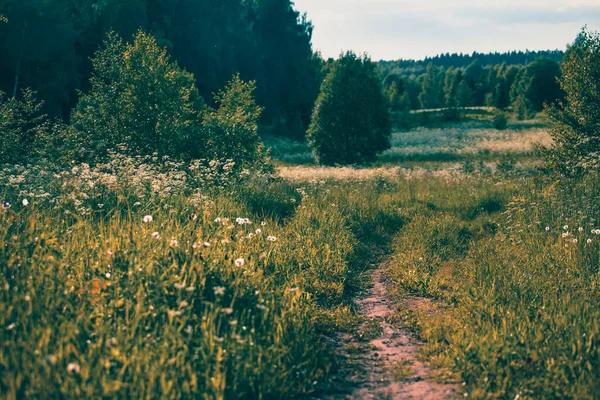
[[292, 0, 600, 61]]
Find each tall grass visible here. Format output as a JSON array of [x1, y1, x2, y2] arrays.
[[0, 160, 364, 399], [3, 150, 598, 398], [387, 174, 600, 399]]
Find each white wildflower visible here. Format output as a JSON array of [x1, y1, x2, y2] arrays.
[[22, 199, 29, 206], [214, 286, 225, 296], [151, 231, 160, 240], [267, 236, 277, 242], [67, 362, 81, 374], [142, 215, 153, 223], [234, 258, 245, 267]]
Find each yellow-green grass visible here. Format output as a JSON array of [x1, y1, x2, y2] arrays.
[[265, 118, 551, 168], [387, 174, 600, 399], [2, 152, 599, 399]]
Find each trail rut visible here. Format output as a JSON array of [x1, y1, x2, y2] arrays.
[[322, 258, 459, 400]]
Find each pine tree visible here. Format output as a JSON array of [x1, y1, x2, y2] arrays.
[[307, 52, 391, 165]]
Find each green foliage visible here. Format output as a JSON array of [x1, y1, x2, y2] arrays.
[[511, 58, 562, 120], [307, 52, 391, 165], [0, 89, 50, 164], [524, 58, 563, 111], [0, 0, 321, 140], [386, 174, 600, 398], [492, 111, 508, 130], [71, 31, 204, 160], [545, 28, 600, 174], [0, 159, 370, 398], [419, 63, 445, 109], [201, 74, 267, 169]]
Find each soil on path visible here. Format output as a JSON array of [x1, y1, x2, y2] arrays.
[[321, 258, 459, 400]]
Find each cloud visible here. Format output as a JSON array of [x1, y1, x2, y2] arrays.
[[294, 0, 600, 60], [460, 5, 600, 25]]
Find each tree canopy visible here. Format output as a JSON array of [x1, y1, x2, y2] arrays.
[[545, 28, 600, 174], [307, 52, 391, 165], [0, 0, 321, 139]]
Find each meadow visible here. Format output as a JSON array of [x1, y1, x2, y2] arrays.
[[1, 118, 599, 399]]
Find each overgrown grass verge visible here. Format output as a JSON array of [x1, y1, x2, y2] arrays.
[[0, 163, 367, 399], [387, 174, 600, 399]]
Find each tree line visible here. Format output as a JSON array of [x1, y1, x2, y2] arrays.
[[381, 57, 564, 119], [379, 50, 563, 71], [0, 0, 323, 140]]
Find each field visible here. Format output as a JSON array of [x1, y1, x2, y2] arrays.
[[2, 118, 600, 399]]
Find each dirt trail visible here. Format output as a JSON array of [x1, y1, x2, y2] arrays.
[[322, 259, 458, 400]]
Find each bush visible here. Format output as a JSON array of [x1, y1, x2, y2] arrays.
[[201, 74, 268, 170], [545, 28, 600, 174], [493, 111, 508, 130], [307, 52, 391, 165], [0, 90, 50, 164], [71, 31, 205, 161]]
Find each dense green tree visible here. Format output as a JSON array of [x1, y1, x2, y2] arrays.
[[494, 65, 520, 109], [545, 29, 600, 173], [443, 67, 458, 107], [385, 80, 410, 111], [510, 68, 534, 119], [457, 79, 474, 107], [419, 63, 444, 109], [71, 31, 205, 160], [465, 59, 486, 105], [307, 52, 391, 165], [523, 58, 563, 111], [201, 74, 266, 167]]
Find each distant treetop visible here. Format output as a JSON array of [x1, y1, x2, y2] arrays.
[[379, 50, 564, 70]]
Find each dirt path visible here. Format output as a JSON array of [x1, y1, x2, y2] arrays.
[[322, 259, 459, 400]]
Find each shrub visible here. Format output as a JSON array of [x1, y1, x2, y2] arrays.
[[201, 74, 268, 171], [0, 89, 50, 164], [71, 31, 205, 161], [545, 28, 600, 174], [307, 52, 391, 165], [493, 111, 508, 130]]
